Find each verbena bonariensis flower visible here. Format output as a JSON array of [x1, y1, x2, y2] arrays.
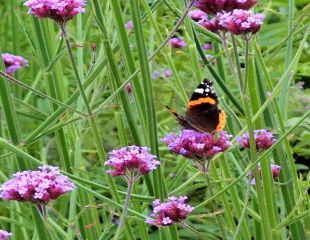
[[163, 68, 173, 78], [105, 146, 160, 179], [202, 42, 213, 50], [162, 130, 232, 160], [249, 164, 281, 185], [237, 129, 275, 151], [199, 16, 221, 33], [217, 9, 264, 35], [188, 9, 208, 21], [0, 165, 75, 204], [24, 0, 86, 24], [169, 37, 187, 49], [194, 0, 257, 14], [146, 196, 193, 227], [0, 230, 12, 240], [125, 20, 134, 31], [1, 53, 28, 75]]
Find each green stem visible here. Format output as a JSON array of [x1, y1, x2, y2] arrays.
[[112, 177, 134, 240], [60, 23, 106, 161]]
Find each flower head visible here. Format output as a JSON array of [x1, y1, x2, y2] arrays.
[[249, 164, 281, 185], [0, 165, 75, 204], [1, 53, 28, 74], [163, 68, 173, 78], [169, 37, 187, 49], [24, 0, 86, 23], [217, 9, 264, 35], [194, 0, 257, 14], [162, 130, 232, 160], [105, 146, 160, 178], [0, 230, 12, 240], [146, 196, 193, 227], [237, 129, 275, 151], [125, 20, 134, 31], [199, 16, 221, 33], [202, 42, 213, 50], [188, 9, 208, 21]]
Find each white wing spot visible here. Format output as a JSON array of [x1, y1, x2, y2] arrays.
[[194, 88, 204, 94]]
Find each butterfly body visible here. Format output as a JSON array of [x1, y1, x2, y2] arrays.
[[168, 79, 226, 133]]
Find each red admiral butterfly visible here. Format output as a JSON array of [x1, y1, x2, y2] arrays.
[[167, 79, 226, 133]]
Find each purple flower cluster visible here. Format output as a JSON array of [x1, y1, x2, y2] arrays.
[[169, 37, 187, 49], [1, 53, 28, 75], [198, 10, 264, 34], [162, 130, 232, 159], [24, 0, 86, 23], [0, 166, 75, 204], [191, 0, 263, 35], [217, 9, 264, 34], [146, 196, 193, 227], [0, 230, 11, 240], [105, 146, 160, 178], [249, 164, 281, 185], [237, 129, 275, 151], [194, 0, 257, 14]]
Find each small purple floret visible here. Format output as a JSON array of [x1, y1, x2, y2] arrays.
[[163, 69, 173, 78], [162, 130, 232, 159], [0, 230, 12, 240], [146, 196, 193, 227], [105, 146, 160, 177], [237, 129, 275, 151], [0, 165, 75, 204], [188, 9, 208, 21], [125, 20, 134, 31], [24, 0, 86, 23], [169, 37, 187, 49], [1, 53, 28, 74]]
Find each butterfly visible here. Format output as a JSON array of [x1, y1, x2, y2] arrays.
[[167, 79, 226, 133]]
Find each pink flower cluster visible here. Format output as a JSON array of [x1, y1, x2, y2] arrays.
[[146, 196, 193, 227], [24, 0, 86, 23], [249, 164, 281, 185], [169, 37, 187, 49], [237, 129, 275, 151], [217, 9, 264, 34], [162, 130, 232, 159], [105, 146, 160, 177], [198, 10, 264, 34], [1, 53, 28, 74], [0, 166, 75, 204], [0, 230, 11, 240], [194, 0, 257, 14]]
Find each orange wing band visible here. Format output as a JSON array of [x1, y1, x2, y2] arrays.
[[216, 110, 227, 131], [188, 97, 216, 107]]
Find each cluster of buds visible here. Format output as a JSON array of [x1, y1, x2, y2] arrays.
[[169, 37, 187, 49], [237, 129, 276, 151], [1, 53, 28, 75]]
